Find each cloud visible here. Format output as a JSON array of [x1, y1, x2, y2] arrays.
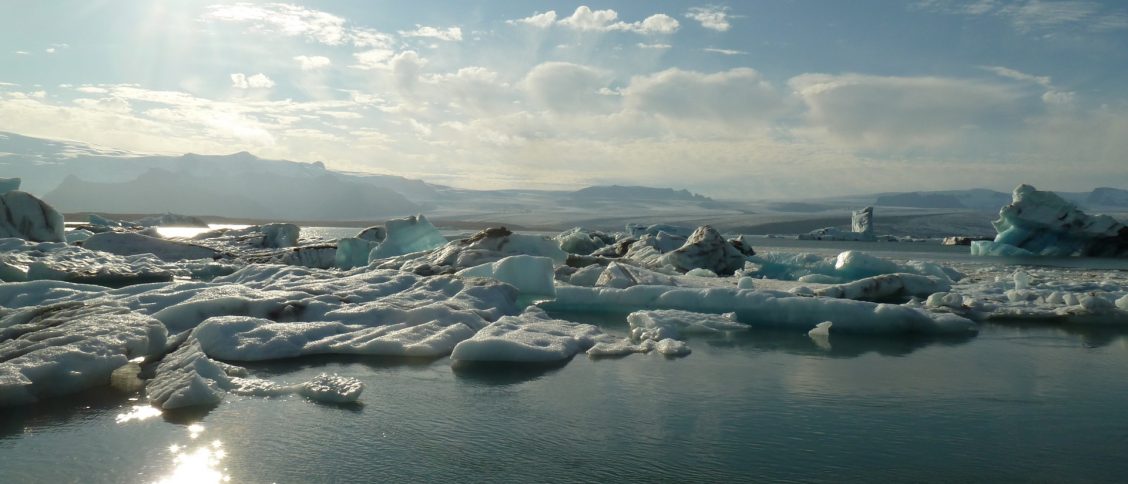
[[915, 0, 1128, 32], [293, 55, 331, 70], [507, 10, 557, 28], [351, 49, 394, 70], [390, 51, 426, 91], [399, 25, 463, 41], [231, 73, 276, 89], [789, 73, 1025, 150], [703, 47, 746, 55], [981, 65, 1051, 87], [686, 6, 732, 31], [14, 50, 30, 55], [45, 48, 56, 54], [623, 68, 785, 125], [512, 6, 679, 34], [637, 43, 672, 49], [522, 62, 615, 114], [203, 3, 395, 46]]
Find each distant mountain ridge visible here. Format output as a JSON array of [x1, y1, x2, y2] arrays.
[[571, 185, 713, 201]]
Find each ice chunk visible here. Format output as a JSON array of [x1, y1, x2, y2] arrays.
[[450, 308, 607, 363], [1013, 270, 1031, 290], [970, 240, 1036, 257], [586, 339, 655, 357], [627, 309, 746, 341], [65, 229, 94, 244], [0, 177, 20, 194], [369, 215, 447, 259], [851, 206, 875, 240], [0, 311, 167, 407], [335, 237, 377, 270], [596, 262, 679, 289], [0, 191, 65, 242], [540, 285, 977, 335], [660, 225, 748, 276], [376, 227, 566, 274], [1117, 294, 1128, 311], [555, 227, 610, 255], [298, 374, 364, 403], [685, 268, 718, 278], [808, 321, 832, 350], [567, 264, 605, 287], [654, 338, 691, 356], [926, 292, 965, 309], [356, 226, 387, 243], [280, 245, 337, 269], [82, 232, 221, 262], [258, 223, 300, 248], [814, 273, 950, 301], [987, 184, 1128, 257], [457, 255, 556, 298]]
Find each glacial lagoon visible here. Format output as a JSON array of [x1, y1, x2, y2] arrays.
[[2, 237, 1128, 483]]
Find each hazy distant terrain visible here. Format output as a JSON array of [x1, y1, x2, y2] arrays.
[[2, 131, 1125, 236]]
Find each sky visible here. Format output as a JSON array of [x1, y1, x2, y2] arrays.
[[1, 0, 1126, 199]]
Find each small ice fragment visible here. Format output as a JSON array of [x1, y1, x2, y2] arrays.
[[808, 321, 832, 350], [299, 374, 364, 403], [737, 277, 755, 289], [1013, 270, 1030, 290], [654, 339, 691, 357], [1117, 294, 1128, 311]]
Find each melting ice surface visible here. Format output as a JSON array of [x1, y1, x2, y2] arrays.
[[4, 205, 1128, 481]]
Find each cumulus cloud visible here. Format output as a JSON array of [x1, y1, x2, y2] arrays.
[[686, 6, 732, 31], [231, 73, 276, 89], [507, 10, 558, 28], [390, 51, 426, 91], [294, 55, 331, 70], [399, 25, 463, 41], [789, 73, 1025, 150], [623, 68, 785, 125], [522, 62, 615, 114], [511, 6, 679, 34]]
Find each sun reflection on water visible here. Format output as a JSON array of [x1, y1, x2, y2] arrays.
[[114, 405, 163, 424], [154, 425, 230, 483]]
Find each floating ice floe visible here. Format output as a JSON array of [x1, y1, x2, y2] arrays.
[[83, 232, 222, 262], [555, 227, 613, 255], [0, 308, 167, 406], [0, 191, 65, 242], [451, 307, 611, 363], [541, 285, 977, 335], [457, 255, 556, 298], [973, 184, 1128, 257]]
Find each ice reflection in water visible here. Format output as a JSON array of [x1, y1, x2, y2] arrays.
[[154, 424, 230, 483]]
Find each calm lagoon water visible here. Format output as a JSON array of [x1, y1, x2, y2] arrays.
[[7, 228, 1128, 482], [2, 320, 1128, 483]]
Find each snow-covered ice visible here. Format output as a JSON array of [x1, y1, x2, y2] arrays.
[[976, 184, 1128, 257]]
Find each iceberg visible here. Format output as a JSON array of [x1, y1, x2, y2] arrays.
[[660, 225, 748, 276], [456, 255, 556, 298], [135, 213, 209, 228], [555, 227, 611, 255], [375, 226, 566, 275], [335, 237, 377, 270], [0, 191, 65, 242], [369, 215, 447, 259], [978, 184, 1128, 257], [0, 177, 19, 194], [356, 226, 387, 243], [627, 309, 746, 341]]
